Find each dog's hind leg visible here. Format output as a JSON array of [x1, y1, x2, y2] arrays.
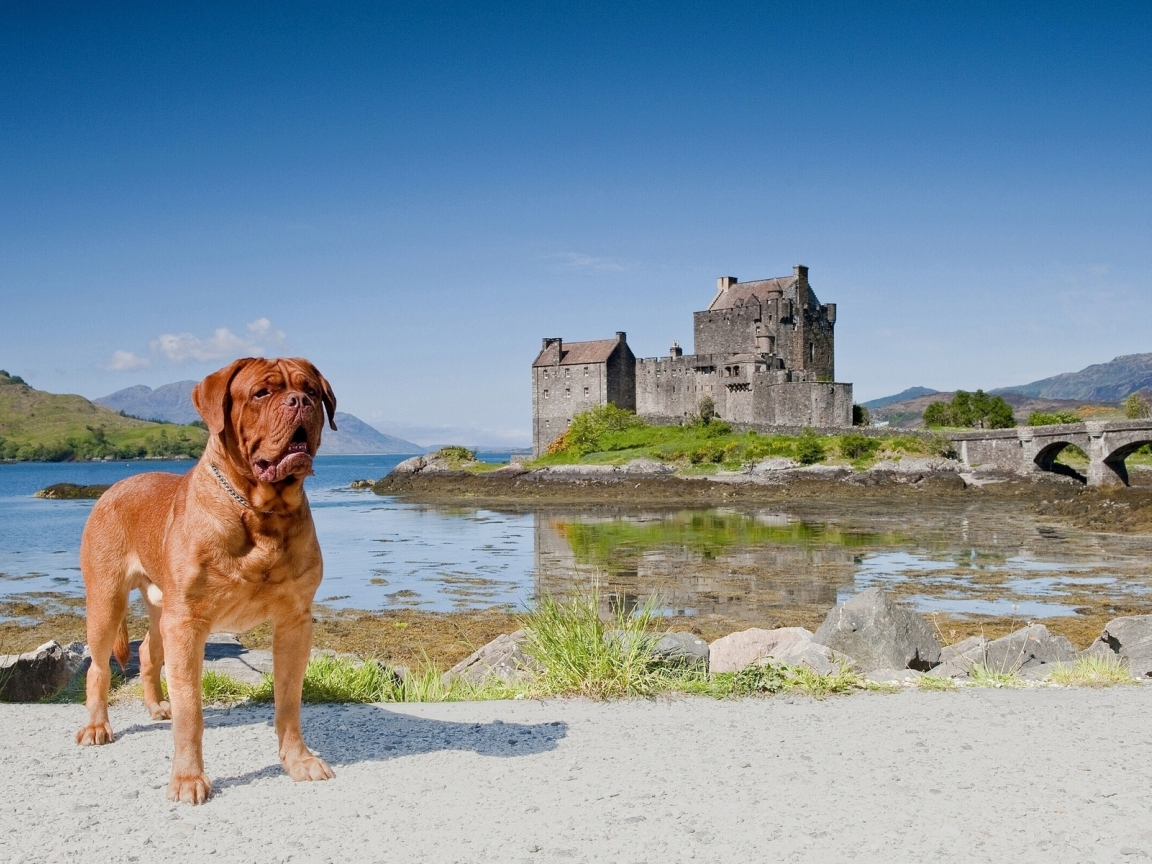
[[138, 584, 171, 721], [76, 558, 130, 747]]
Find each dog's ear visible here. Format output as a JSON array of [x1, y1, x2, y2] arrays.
[[192, 359, 252, 436], [290, 358, 337, 431]]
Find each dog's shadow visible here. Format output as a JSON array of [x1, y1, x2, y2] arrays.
[[116, 703, 568, 792]]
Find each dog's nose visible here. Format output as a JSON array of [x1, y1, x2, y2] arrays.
[[284, 392, 313, 410]]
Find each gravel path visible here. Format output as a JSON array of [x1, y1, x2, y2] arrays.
[[5, 688, 1152, 863]]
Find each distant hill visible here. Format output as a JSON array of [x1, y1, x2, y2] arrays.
[[993, 353, 1152, 402], [869, 390, 1120, 429], [96, 380, 198, 423], [0, 370, 206, 461], [861, 387, 940, 411], [323, 413, 425, 455], [98, 379, 422, 455]]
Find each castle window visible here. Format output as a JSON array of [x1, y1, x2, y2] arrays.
[[565, 388, 571, 398], [565, 369, 570, 377], [584, 367, 588, 376], [543, 390, 549, 399], [810, 343, 815, 362], [583, 387, 589, 397]]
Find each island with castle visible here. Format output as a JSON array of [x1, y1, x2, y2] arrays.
[[532, 265, 854, 455]]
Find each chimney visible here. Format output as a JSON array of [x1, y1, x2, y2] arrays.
[[670, 340, 683, 358], [542, 337, 562, 362], [793, 265, 809, 306], [615, 331, 627, 343], [716, 276, 737, 295]]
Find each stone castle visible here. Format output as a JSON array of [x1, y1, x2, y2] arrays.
[[532, 265, 853, 455]]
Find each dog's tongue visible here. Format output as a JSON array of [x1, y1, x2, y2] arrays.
[[255, 451, 313, 483]]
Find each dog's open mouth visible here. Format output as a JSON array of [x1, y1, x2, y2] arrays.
[[253, 426, 313, 483]]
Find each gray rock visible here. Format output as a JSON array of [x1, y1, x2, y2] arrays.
[[534, 464, 618, 477], [0, 640, 84, 702], [982, 625, 1075, 675], [619, 458, 673, 475], [441, 631, 543, 688], [752, 457, 799, 473], [1081, 615, 1152, 678], [813, 588, 941, 672], [708, 627, 813, 673], [869, 457, 960, 474], [934, 636, 989, 677], [650, 632, 709, 667], [762, 640, 856, 676], [390, 455, 426, 475]]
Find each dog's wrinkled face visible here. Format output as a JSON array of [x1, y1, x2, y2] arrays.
[[192, 358, 337, 484]]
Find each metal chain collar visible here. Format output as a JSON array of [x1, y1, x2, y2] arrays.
[[208, 462, 270, 513]]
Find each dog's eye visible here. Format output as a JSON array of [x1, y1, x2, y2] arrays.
[[254, 389, 270, 399]]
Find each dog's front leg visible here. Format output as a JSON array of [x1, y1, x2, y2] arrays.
[[161, 616, 211, 804], [273, 610, 334, 781]]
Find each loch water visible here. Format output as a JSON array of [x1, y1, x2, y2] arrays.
[[3, 456, 1152, 625]]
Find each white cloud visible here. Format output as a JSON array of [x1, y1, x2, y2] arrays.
[[546, 252, 626, 272], [103, 318, 288, 370], [102, 349, 150, 371]]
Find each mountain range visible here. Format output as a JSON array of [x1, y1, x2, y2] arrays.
[[96, 382, 424, 455], [864, 353, 1152, 428]]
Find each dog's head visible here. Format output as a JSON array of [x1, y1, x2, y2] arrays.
[[192, 358, 337, 484]]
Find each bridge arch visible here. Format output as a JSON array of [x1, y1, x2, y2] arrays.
[[1097, 438, 1152, 487], [1033, 440, 1087, 482]]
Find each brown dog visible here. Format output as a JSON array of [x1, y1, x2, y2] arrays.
[[77, 357, 337, 804]]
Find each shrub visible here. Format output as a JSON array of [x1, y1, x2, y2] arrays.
[[693, 396, 716, 425], [839, 433, 879, 461], [435, 445, 476, 463], [1125, 393, 1151, 420], [795, 429, 827, 465], [1028, 411, 1081, 426], [852, 404, 871, 427], [549, 404, 644, 457], [732, 661, 860, 698]]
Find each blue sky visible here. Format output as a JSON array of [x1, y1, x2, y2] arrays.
[[1, 2, 1149, 447]]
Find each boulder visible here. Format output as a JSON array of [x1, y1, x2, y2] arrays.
[[931, 636, 989, 678], [202, 633, 274, 686], [650, 632, 709, 667], [708, 627, 813, 673], [813, 588, 941, 672], [0, 640, 85, 702], [761, 639, 856, 676], [390, 455, 426, 475], [1081, 615, 1152, 678], [752, 457, 799, 474], [619, 458, 673, 475], [441, 631, 543, 687], [981, 625, 1075, 675]]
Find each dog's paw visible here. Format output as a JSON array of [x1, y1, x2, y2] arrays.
[[146, 700, 171, 721], [167, 772, 212, 805], [283, 753, 335, 782], [76, 722, 115, 746]]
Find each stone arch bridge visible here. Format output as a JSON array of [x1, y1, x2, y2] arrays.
[[951, 420, 1152, 487]]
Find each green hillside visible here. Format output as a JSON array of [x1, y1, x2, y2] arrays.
[[0, 370, 207, 461]]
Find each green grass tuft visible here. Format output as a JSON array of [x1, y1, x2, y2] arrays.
[[730, 661, 861, 698], [969, 663, 1021, 687], [1049, 654, 1137, 687]]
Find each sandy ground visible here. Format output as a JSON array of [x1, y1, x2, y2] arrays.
[[4, 690, 1152, 864]]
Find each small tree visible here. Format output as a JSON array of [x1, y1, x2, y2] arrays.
[[985, 396, 1017, 429], [694, 396, 716, 426], [852, 404, 870, 427], [1125, 393, 1151, 420], [923, 401, 953, 428], [795, 429, 827, 465]]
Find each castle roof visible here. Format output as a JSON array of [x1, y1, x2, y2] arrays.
[[707, 276, 795, 311], [532, 338, 620, 367]]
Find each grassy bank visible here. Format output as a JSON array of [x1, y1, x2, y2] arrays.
[[529, 405, 951, 470], [0, 370, 206, 461]]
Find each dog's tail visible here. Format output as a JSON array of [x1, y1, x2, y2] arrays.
[[112, 616, 130, 672]]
